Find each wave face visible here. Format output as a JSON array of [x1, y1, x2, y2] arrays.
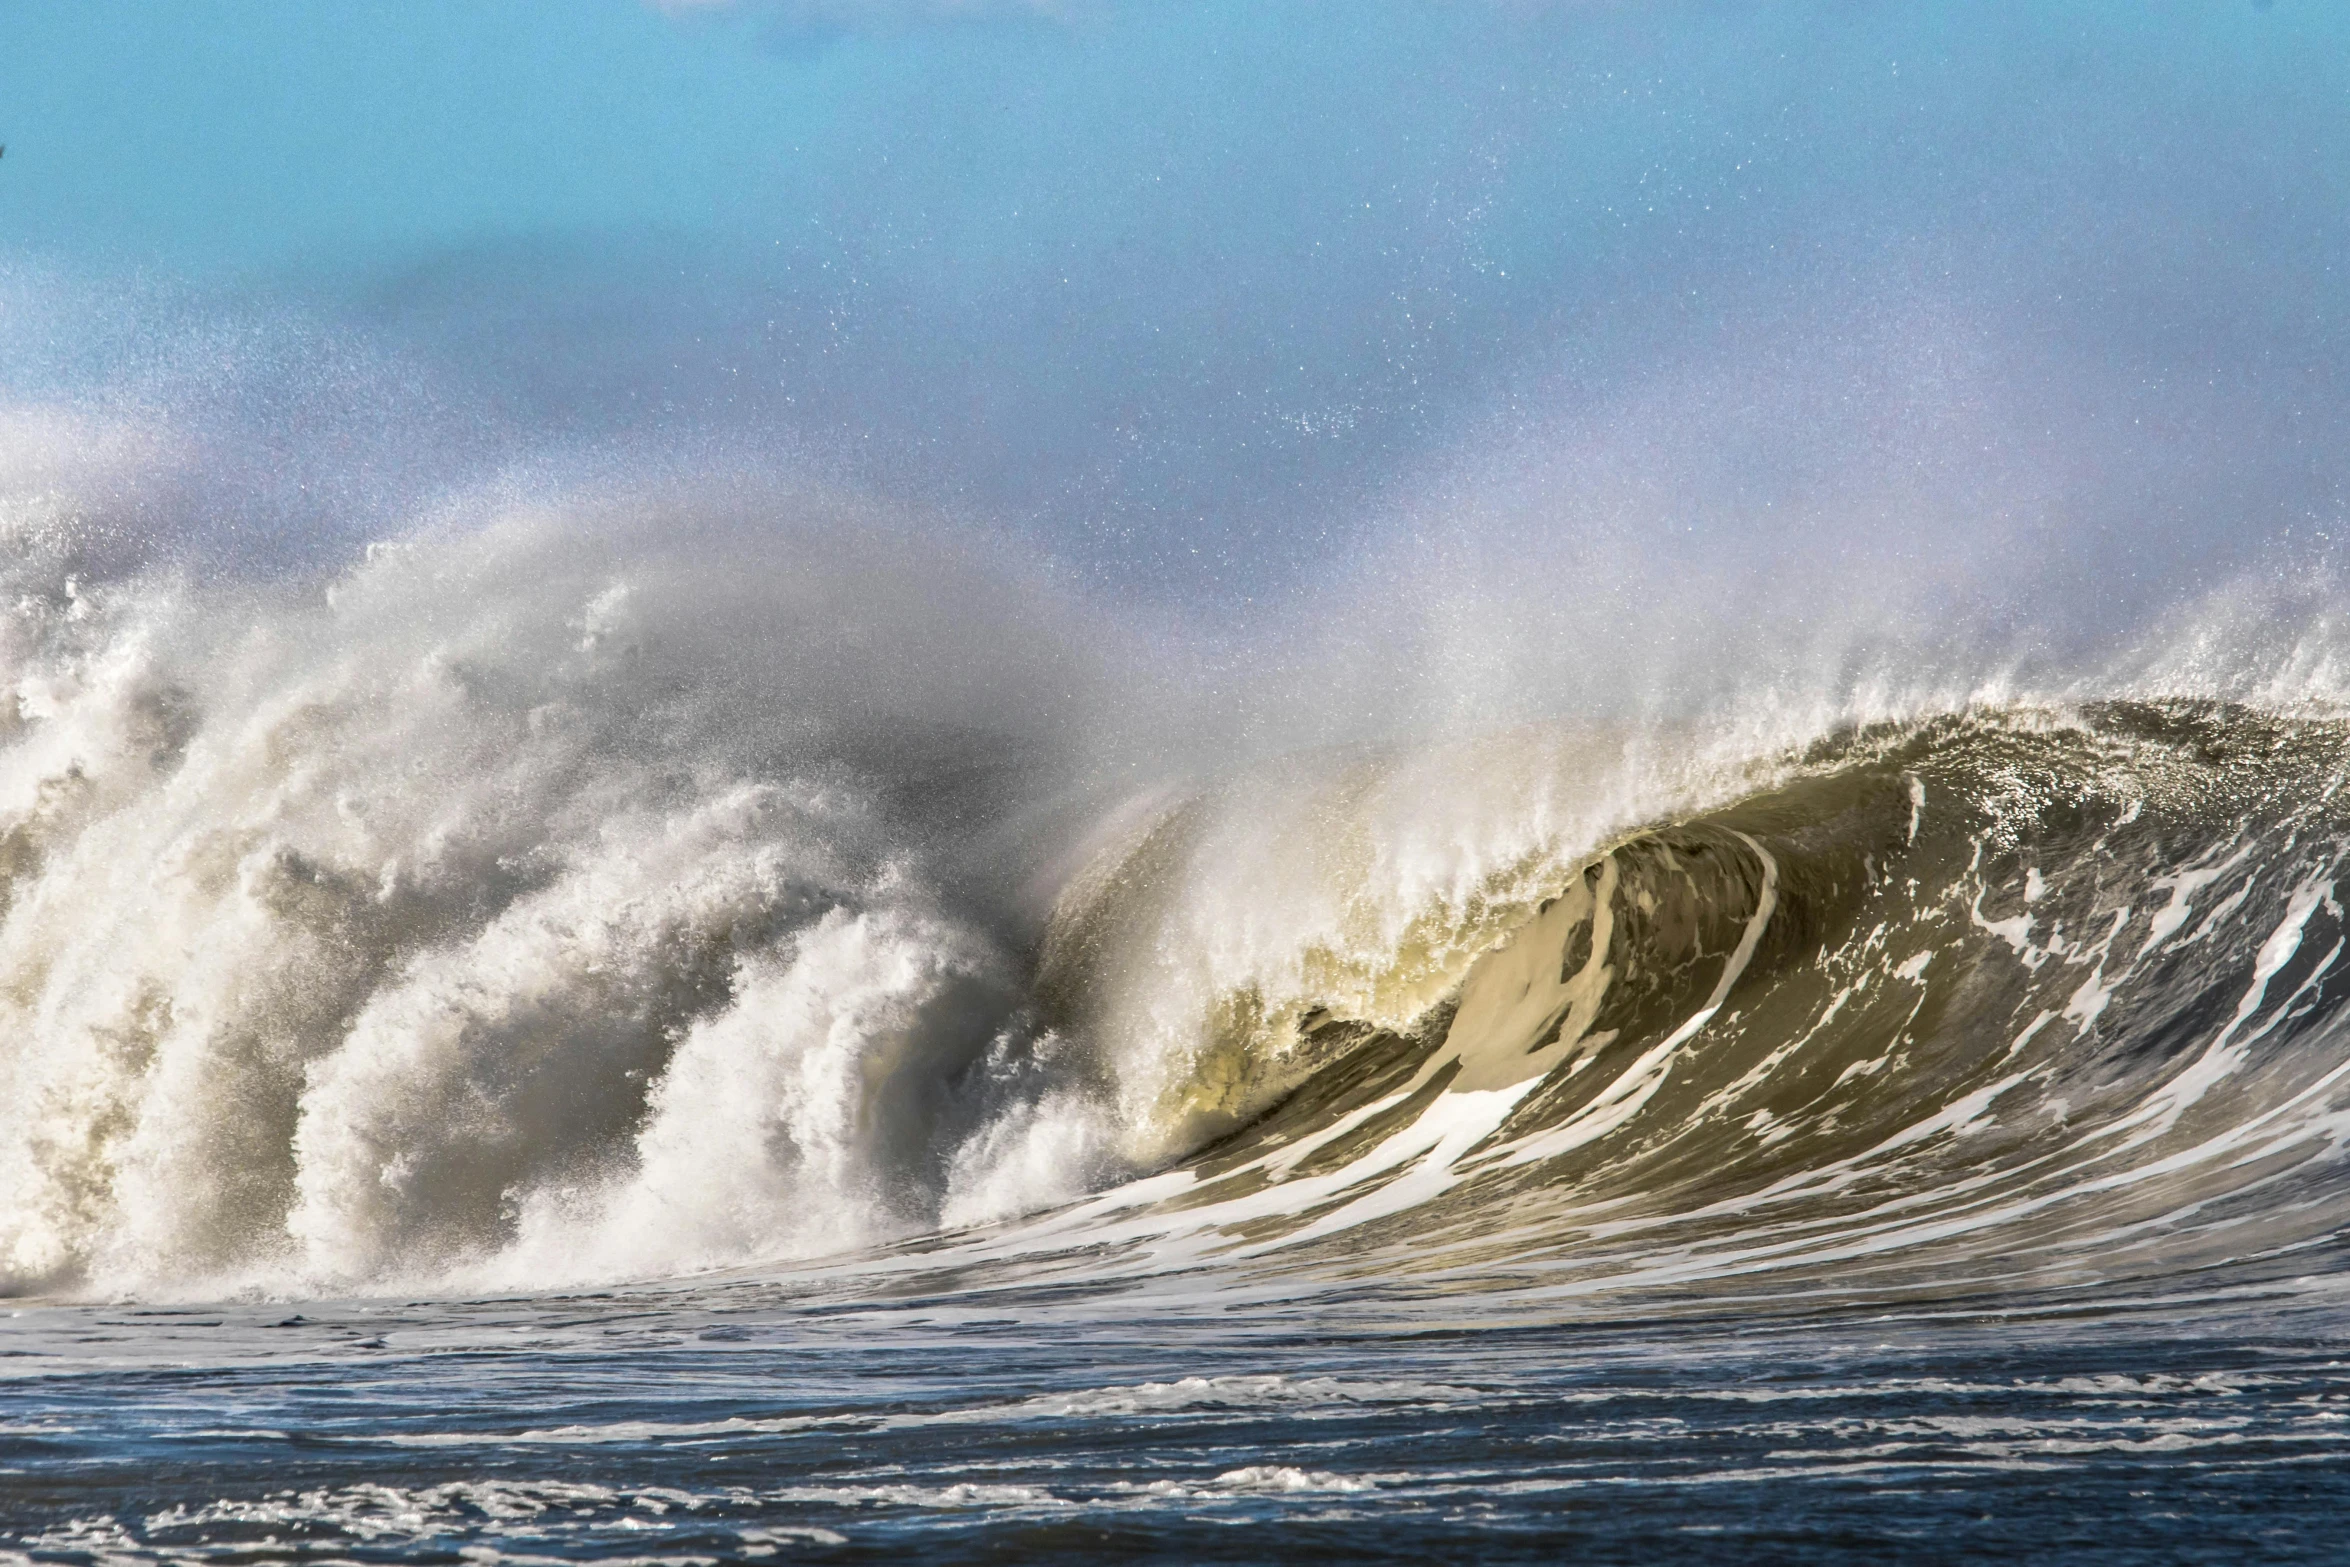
[[10, 478, 2350, 1319], [1032, 703, 2350, 1312]]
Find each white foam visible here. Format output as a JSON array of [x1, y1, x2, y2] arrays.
[[0, 496, 1119, 1298]]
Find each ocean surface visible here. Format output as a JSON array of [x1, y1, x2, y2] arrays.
[[12, 1285, 2350, 1562], [14, 685, 2350, 1561]]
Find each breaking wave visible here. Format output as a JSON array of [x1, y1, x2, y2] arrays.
[[0, 475, 1123, 1297], [1015, 702, 2350, 1312], [10, 438, 2350, 1317]]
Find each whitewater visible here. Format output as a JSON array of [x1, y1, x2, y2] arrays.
[[17, 459, 2350, 1312]]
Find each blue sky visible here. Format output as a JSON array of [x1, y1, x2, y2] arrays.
[[0, 1, 830, 273], [2, 1, 2344, 606]]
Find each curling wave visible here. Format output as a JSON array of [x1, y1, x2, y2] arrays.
[[1002, 703, 2350, 1312], [8, 467, 2350, 1312]]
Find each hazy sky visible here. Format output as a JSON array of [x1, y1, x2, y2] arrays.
[[2, 1, 2343, 609]]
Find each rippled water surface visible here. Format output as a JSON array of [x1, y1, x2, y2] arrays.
[[11, 1276, 2350, 1563]]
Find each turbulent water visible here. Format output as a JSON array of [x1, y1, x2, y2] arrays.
[[17, 489, 2350, 1315], [13, 485, 2350, 1558]]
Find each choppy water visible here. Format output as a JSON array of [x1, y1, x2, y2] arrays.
[[12, 1282, 2350, 1563]]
